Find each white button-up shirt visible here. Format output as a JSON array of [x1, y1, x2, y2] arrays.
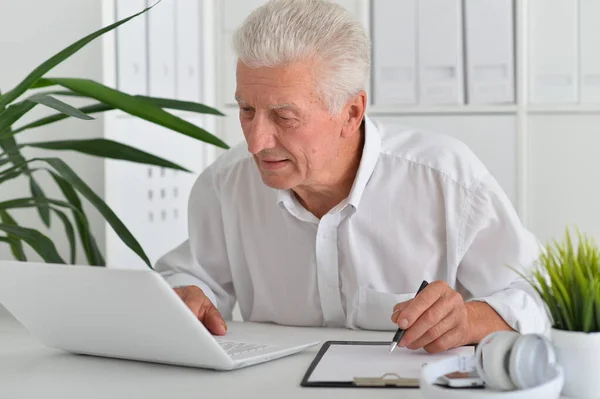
[[155, 116, 549, 334]]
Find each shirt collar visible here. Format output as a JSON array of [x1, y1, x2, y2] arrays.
[[346, 115, 382, 209], [276, 115, 382, 211]]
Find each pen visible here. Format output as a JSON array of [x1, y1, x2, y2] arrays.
[[389, 280, 429, 354]]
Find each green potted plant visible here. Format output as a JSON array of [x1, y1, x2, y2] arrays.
[[0, 2, 228, 268], [516, 228, 600, 398]]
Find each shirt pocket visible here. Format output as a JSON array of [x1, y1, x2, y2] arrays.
[[355, 287, 416, 331]]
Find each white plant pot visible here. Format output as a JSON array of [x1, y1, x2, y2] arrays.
[[551, 328, 600, 398]]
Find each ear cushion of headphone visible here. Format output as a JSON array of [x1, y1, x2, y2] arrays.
[[509, 334, 556, 389], [475, 331, 520, 391]]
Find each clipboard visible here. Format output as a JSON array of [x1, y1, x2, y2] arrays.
[[300, 340, 475, 389]]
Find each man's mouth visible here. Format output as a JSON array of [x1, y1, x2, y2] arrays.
[[260, 159, 289, 170]]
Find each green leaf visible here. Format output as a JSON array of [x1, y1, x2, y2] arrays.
[[0, 160, 37, 178], [9, 93, 223, 136], [0, 237, 27, 261], [22, 139, 190, 172], [27, 87, 82, 96], [37, 158, 150, 267], [0, 197, 84, 265], [0, 168, 25, 186], [0, 101, 37, 136], [51, 207, 76, 264], [49, 172, 104, 266], [29, 178, 51, 227], [0, 196, 83, 214], [0, 135, 52, 229], [0, 210, 27, 261], [0, 197, 82, 265], [0, 3, 156, 108], [518, 228, 600, 332], [0, 136, 27, 169], [583, 280, 595, 332], [136, 96, 225, 116], [43, 78, 229, 149], [595, 282, 600, 332], [39, 89, 225, 115], [11, 103, 112, 134], [30, 80, 58, 89], [27, 93, 94, 120], [0, 224, 64, 263], [29, 88, 225, 116]]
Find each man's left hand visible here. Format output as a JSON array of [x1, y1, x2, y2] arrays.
[[391, 281, 471, 353]]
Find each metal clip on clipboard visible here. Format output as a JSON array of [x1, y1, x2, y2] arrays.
[[354, 373, 420, 387]]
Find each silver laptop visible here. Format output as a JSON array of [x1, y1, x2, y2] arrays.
[[0, 261, 319, 370]]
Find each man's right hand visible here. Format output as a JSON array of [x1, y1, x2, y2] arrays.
[[174, 286, 227, 335]]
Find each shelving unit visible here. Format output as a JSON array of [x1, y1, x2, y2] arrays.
[[367, 105, 519, 116]]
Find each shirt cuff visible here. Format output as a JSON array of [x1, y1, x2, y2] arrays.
[[162, 272, 218, 307], [467, 287, 551, 337]]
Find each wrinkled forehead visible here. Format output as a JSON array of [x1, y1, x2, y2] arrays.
[[235, 59, 324, 109]]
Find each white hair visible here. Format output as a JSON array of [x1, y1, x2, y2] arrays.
[[232, 0, 371, 114]]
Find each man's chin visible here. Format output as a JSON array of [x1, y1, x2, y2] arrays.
[[259, 174, 295, 190]]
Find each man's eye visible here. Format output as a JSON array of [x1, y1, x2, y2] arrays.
[[277, 113, 295, 121], [240, 107, 253, 113]]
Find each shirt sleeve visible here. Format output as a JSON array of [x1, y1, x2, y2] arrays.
[[456, 173, 551, 336], [153, 166, 237, 320]]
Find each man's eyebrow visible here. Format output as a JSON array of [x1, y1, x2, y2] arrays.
[[234, 96, 247, 105], [268, 103, 298, 111], [234, 96, 298, 111]]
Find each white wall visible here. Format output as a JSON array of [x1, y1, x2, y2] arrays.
[[528, 113, 600, 245], [0, 0, 105, 267]]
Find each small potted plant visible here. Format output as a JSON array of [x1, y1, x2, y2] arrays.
[[516, 228, 600, 398]]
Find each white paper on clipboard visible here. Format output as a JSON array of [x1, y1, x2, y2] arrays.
[[307, 343, 474, 383]]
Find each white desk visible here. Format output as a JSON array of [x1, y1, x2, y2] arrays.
[[0, 316, 568, 399], [0, 315, 422, 399]]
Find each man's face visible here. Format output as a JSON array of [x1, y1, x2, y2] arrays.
[[235, 60, 347, 191]]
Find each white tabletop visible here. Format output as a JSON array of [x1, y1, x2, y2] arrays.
[[0, 314, 424, 399], [0, 314, 569, 399]]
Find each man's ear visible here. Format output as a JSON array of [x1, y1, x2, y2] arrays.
[[341, 91, 367, 138]]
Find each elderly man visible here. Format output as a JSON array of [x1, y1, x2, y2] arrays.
[[155, 0, 548, 353]]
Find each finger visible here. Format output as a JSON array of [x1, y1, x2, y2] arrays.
[[399, 291, 460, 347], [174, 287, 188, 300], [391, 300, 412, 323], [203, 305, 228, 336], [400, 297, 454, 347], [395, 283, 444, 329], [174, 286, 200, 306], [424, 326, 463, 354], [406, 310, 458, 350], [181, 294, 206, 317]]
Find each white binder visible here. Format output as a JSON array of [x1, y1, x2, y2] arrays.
[[148, 0, 176, 98], [464, 0, 515, 104], [417, 0, 464, 104], [372, 0, 417, 106], [580, 0, 600, 103], [529, 0, 578, 104], [175, 0, 203, 102], [115, 0, 147, 95]]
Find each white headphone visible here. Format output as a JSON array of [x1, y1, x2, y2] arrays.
[[420, 331, 564, 398]]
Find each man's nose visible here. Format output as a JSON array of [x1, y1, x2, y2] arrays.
[[246, 116, 276, 155]]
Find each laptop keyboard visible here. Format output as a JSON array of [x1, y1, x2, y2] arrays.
[[217, 340, 270, 357]]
